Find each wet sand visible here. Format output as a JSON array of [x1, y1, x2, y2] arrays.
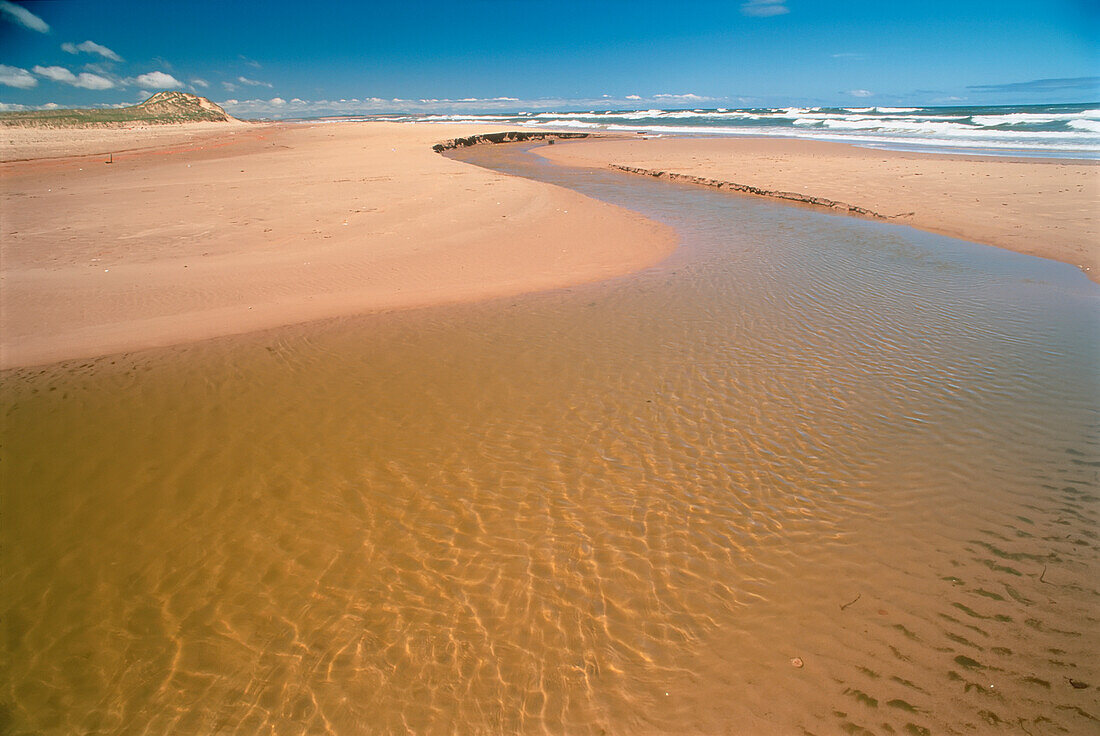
[[3, 142, 1096, 734], [538, 136, 1100, 280], [0, 123, 673, 369]]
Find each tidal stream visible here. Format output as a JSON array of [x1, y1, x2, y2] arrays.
[[2, 141, 1097, 734]]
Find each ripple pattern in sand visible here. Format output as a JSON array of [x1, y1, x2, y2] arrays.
[[2, 145, 1097, 735]]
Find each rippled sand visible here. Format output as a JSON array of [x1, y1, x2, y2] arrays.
[[2, 143, 1097, 734]]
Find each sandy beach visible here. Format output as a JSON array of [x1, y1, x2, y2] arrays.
[[5, 135, 1096, 735], [4, 1, 1097, 732], [0, 123, 673, 369], [538, 136, 1099, 280], [5, 123, 1095, 369], [1, 120, 252, 162]]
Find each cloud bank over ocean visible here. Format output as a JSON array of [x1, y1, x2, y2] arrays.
[[215, 93, 727, 118]]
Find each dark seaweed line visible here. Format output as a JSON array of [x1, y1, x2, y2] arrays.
[[609, 164, 915, 221], [432, 131, 590, 153]]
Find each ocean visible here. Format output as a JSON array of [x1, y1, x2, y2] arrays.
[[369, 102, 1100, 159]]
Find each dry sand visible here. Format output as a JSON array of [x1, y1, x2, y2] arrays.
[[0, 122, 674, 369], [538, 136, 1099, 280], [1, 120, 253, 162]]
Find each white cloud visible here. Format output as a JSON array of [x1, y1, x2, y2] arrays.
[[222, 81, 237, 92], [831, 52, 863, 59], [61, 40, 123, 61], [740, 0, 788, 17], [653, 92, 710, 101], [133, 71, 182, 89], [190, 78, 209, 88], [34, 64, 115, 89], [0, 63, 37, 88], [216, 93, 732, 119], [237, 76, 272, 88], [33, 65, 77, 83], [0, 101, 70, 111], [0, 0, 49, 33], [74, 72, 114, 90], [12, 100, 157, 111], [847, 89, 874, 97]]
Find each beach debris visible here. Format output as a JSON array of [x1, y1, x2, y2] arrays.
[[431, 131, 590, 153], [790, 657, 804, 668], [840, 593, 862, 611], [1067, 678, 1088, 689], [609, 164, 893, 220]]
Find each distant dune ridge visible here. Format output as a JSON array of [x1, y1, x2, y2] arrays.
[[0, 92, 238, 128]]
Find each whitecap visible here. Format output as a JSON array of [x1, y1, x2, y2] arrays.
[[1068, 119, 1100, 133]]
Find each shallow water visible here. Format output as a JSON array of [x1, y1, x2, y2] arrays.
[[2, 143, 1098, 735]]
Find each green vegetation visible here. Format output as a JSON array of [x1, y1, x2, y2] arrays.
[[0, 92, 235, 128]]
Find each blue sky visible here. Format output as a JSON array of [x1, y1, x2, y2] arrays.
[[1, 0, 1096, 117]]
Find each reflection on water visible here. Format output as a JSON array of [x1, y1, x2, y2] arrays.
[[2, 143, 1098, 735]]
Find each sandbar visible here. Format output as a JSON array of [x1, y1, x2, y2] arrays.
[[0, 123, 674, 369], [538, 136, 1099, 280]]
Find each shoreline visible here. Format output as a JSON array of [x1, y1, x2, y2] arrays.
[[537, 135, 1099, 282], [4, 122, 1095, 370], [0, 122, 674, 370]]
